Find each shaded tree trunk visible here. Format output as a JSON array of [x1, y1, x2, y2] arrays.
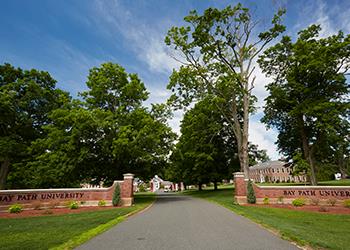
[[0, 160, 10, 190], [299, 117, 317, 185], [198, 183, 202, 191], [214, 182, 218, 190]]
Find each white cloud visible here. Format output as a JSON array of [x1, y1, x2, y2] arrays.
[[249, 119, 280, 160], [92, 0, 180, 75], [293, 0, 350, 37]]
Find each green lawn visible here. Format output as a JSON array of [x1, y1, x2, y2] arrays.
[[184, 187, 350, 250], [0, 193, 155, 250], [257, 179, 350, 186]]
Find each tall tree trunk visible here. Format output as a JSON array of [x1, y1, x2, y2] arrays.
[[198, 183, 202, 191], [214, 182, 218, 190], [0, 160, 10, 190], [299, 117, 317, 185], [242, 83, 250, 179], [338, 146, 347, 179]]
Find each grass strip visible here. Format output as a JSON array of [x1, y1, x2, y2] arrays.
[[184, 187, 350, 250], [0, 193, 155, 250]]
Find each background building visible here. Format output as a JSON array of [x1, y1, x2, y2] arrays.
[[249, 161, 307, 183]]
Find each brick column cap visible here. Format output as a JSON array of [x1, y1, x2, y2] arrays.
[[233, 172, 245, 178], [123, 173, 134, 179]]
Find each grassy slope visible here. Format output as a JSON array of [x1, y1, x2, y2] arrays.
[[184, 187, 350, 250], [0, 193, 155, 250]]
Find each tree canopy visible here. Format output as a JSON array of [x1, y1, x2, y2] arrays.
[[2, 62, 176, 189], [0, 63, 69, 189], [165, 4, 285, 178], [258, 25, 350, 184]]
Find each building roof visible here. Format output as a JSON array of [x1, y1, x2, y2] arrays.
[[250, 161, 287, 170]]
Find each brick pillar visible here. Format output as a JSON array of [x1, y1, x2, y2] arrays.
[[121, 173, 134, 206], [234, 172, 247, 204]]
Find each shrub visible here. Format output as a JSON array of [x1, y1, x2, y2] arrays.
[[68, 201, 79, 209], [247, 180, 256, 204], [318, 206, 328, 212], [98, 200, 107, 206], [292, 198, 305, 207], [138, 185, 146, 192], [310, 197, 320, 206], [8, 204, 23, 213], [263, 197, 269, 205], [327, 198, 337, 206], [344, 199, 350, 208], [277, 196, 284, 204], [112, 183, 121, 206]]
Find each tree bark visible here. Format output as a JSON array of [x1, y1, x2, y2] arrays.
[[0, 160, 10, 190], [214, 182, 218, 190], [198, 183, 202, 191], [299, 117, 317, 185]]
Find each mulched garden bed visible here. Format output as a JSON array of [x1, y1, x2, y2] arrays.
[[243, 204, 350, 214], [0, 206, 120, 218]]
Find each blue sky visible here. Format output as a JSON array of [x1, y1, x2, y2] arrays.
[[1, 0, 349, 159]]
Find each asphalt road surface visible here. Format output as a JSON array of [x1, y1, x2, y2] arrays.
[[76, 192, 299, 250]]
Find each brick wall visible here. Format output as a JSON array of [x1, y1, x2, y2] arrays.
[[234, 172, 350, 205], [0, 173, 134, 212]]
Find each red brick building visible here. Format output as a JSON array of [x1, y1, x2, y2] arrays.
[[249, 161, 307, 183]]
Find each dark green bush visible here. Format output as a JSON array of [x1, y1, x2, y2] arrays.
[[247, 180, 256, 204], [112, 183, 121, 206]]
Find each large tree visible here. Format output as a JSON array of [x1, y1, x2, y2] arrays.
[[169, 97, 239, 190], [25, 63, 176, 188], [0, 63, 68, 189], [165, 4, 285, 178], [258, 25, 350, 185], [167, 96, 269, 190]]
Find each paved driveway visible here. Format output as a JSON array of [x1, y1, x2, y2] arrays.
[[76, 193, 299, 250]]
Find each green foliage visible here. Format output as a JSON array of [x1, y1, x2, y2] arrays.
[[167, 97, 240, 186], [259, 25, 350, 185], [8, 204, 23, 213], [247, 180, 256, 204], [138, 185, 146, 192], [165, 4, 285, 177], [98, 200, 107, 207], [343, 199, 350, 208], [68, 201, 79, 209], [112, 183, 121, 206], [263, 197, 269, 205], [292, 198, 306, 207], [0, 63, 69, 189], [23, 63, 175, 187]]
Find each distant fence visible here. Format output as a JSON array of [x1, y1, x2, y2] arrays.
[[0, 173, 134, 212], [234, 172, 350, 205]]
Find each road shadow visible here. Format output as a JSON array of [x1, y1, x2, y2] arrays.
[[154, 192, 191, 204]]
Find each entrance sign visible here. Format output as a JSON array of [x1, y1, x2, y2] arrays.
[[0, 173, 134, 212], [234, 172, 350, 205]]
